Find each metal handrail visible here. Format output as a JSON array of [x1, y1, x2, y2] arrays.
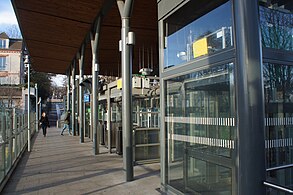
[[264, 181, 293, 193], [267, 164, 293, 171], [0, 119, 37, 146]]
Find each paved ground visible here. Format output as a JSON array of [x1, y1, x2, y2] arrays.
[[2, 128, 162, 195]]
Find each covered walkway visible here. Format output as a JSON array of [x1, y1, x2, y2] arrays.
[[2, 128, 161, 195]]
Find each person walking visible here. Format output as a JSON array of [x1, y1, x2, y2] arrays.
[[39, 111, 50, 137], [61, 111, 71, 135]]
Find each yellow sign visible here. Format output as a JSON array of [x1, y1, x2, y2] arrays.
[[117, 78, 122, 89], [193, 37, 208, 58]]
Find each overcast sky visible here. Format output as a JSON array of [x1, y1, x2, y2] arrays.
[[0, 0, 18, 24]]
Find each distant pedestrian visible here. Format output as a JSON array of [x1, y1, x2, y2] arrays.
[[39, 112, 50, 137], [61, 111, 71, 135]]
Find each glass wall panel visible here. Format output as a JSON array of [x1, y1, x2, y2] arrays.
[[165, 63, 235, 193], [186, 158, 232, 194], [263, 62, 293, 190], [260, 0, 293, 51], [133, 98, 160, 128], [164, 1, 233, 68]]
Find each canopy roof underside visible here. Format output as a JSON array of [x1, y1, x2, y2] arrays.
[[12, 0, 158, 76]]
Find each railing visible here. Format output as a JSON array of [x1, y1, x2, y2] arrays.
[[0, 108, 36, 191], [264, 164, 293, 194], [133, 127, 160, 164], [264, 181, 293, 194]]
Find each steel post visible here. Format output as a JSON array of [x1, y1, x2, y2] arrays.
[[92, 54, 99, 154], [79, 45, 85, 143], [234, 0, 265, 194], [107, 86, 111, 153], [35, 84, 38, 132], [117, 0, 134, 182], [71, 62, 76, 136], [27, 62, 31, 152], [91, 16, 101, 155], [13, 108, 17, 159], [67, 71, 71, 111]]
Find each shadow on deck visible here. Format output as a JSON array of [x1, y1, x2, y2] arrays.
[[2, 128, 161, 195]]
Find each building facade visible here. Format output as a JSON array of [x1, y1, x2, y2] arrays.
[[0, 32, 25, 108], [159, 0, 292, 194], [0, 32, 24, 85]]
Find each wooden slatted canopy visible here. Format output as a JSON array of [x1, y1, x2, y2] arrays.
[[12, 0, 158, 76]]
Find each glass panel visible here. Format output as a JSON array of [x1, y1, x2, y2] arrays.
[[135, 129, 159, 145], [0, 144, 4, 183], [133, 98, 160, 128], [263, 62, 293, 191], [260, 0, 293, 51], [165, 63, 235, 193], [186, 158, 232, 194], [164, 1, 233, 68], [135, 145, 160, 161]]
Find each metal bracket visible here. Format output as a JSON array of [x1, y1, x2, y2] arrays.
[[127, 32, 135, 45]]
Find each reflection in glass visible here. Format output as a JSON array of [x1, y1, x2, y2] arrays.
[[133, 98, 160, 128], [187, 158, 232, 194], [260, 0, 293, 51], [165, 63, 235, 193], [164, 1, 233, 68], [263, 62, 293, 191]]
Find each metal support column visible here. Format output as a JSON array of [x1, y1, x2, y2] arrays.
[[8, 109, 13, 167], [91, 16, 102, 155], [13, 108, 17, 159], [107, 86, 111, 153], [117, 0, 134, 182], [26, 56, 31, 152], [71, 62, 76, 136], [35, 83, 38, 132], [234, 0, 265, 194], [75, 78, 79, 135], [79, 44, 85, 143], [67, 70, 71, 111]]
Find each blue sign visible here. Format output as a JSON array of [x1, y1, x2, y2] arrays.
[[84, 94, 90, 103]]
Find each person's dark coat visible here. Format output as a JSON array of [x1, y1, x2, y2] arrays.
[[40, 115, 50, 127]]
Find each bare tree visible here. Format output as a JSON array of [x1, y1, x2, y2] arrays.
[[0, 24, 22, 39], [260, 6, 293, 51]]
